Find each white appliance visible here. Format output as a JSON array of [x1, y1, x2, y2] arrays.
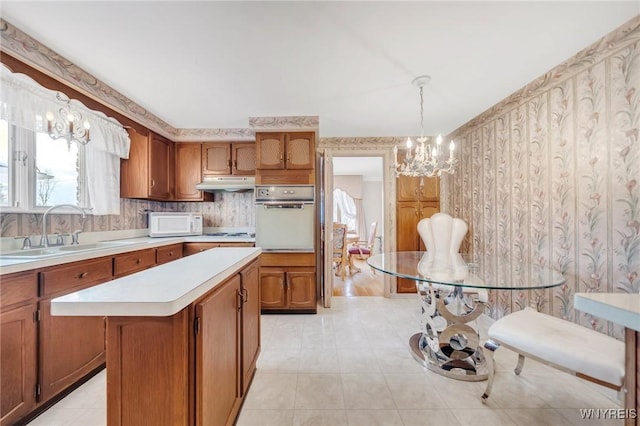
[[148, 212, 203, 237], [255, 185, 315, 251]]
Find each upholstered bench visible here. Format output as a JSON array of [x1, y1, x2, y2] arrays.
[[481, 307, 625, 401]]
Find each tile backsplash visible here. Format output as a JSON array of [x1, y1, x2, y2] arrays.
[[0, 192, 255, 237]]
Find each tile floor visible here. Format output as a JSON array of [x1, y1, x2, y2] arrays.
[[28, 297, 622, 426]]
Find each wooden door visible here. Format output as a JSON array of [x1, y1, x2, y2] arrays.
[[232, 143, 256, 176], [120, 129, 150, 199], [203, 143, 232, 175], [39, 299, 105, 402], [397, 176, 420, 201], [1, 304, 37, 425], [174, 143, 204, 200], [149, 133, 172, 200], [287, 271, 316, 309], [260, 269, 286, 309], [256, 133, 285, 169], [396, 202, 419, 293], [240, 261, 260, 395], [196, 275, 241, 426], [285, 132, 314, 169], [419, 177, 440, 201]]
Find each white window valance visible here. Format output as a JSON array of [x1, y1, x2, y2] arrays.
[[0, 64, 131, 215]]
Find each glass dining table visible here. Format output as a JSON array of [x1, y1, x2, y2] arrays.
[[367, 251, 565, 382]]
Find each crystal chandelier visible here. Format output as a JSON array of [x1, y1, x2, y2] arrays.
[[393, 75, 456, 177], [46, 93, 91, 151]]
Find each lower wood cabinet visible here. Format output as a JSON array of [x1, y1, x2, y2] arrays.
[[1, 245, 182, 425], [157, 243, 184, 265], [259, 253, 316, 313], [183, 242, 255, 257], [1, 302, 37, 426], [106, 259, 260, 426]]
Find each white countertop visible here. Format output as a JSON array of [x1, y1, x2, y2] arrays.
[[0, 235, 255, 275], [51, 247, 261, 317], [575, 293, 640, 332]]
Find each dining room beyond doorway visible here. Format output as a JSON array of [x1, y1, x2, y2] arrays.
[[331, 156, 384, 297]]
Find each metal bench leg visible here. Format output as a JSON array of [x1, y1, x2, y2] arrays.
[[481, 339, 499, 402], [514, 354, 525, 375]]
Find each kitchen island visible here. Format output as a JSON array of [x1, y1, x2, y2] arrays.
[[51, 247, 261, 426]]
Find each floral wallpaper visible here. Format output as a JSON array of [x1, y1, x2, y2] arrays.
[[0, 192, 255, 238], [444, 16, 640, 338]]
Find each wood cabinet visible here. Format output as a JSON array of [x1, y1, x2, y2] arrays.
[[255, 132, 315, 185], [121, 129, 173, 201], [202, 143, 256, 176], [259, 252, 316, 313], [183, 242, 255, 257], [1, 244, 185, 425], [106, 258, 260, 426], [157, 243, 184, 265], [38, 259, 110, 402], [0, 271, 37, 426], [114, 248, 157, 278], [396, 174, 440, 293], [175, 142, 207, 201]]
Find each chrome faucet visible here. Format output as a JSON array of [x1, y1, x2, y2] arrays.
[[41, 204, 87, 248]]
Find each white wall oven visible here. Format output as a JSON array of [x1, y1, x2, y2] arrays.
[[255, 185, 315, 251]]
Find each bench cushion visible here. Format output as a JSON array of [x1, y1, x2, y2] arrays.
[[488, 307, 625, 387]]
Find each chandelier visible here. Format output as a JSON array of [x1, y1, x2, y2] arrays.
[[393, 75, 456, 177], [46, 93, 91, 151]]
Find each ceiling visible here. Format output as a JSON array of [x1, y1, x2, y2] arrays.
[[1, 1, 638, 138]]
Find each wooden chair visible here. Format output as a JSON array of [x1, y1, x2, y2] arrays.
[[348, 221, 377, 274], [332, 223, 348, 281]]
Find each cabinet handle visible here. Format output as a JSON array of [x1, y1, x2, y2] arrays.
[[150, 179, 156, 188], [236, 290, 243, 311], [232, 160, 237, 170], [136, 258, 141, 264], [76, 271, 88, 279], [168, 251, 173, 257], [241, 288, 248, 304]]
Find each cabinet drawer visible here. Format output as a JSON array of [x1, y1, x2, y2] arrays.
[[114, 249, 156, 277], [260, 252, 315, 267], [157, 244, 183, 265], [183, 243, 219, 256], [1, 270, 38, 310], [41, 257, 113, 297]]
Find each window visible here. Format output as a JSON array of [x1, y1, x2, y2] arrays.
[[0, 118, 88, 212]]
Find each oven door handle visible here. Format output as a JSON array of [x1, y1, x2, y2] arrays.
[[259, 203, 308, 209]]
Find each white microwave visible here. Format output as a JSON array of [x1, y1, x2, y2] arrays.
[[148, 212, 203, 237]]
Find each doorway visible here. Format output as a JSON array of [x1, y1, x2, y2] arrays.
[[318, 142, 399, 308], [331, 156, 384, 297]]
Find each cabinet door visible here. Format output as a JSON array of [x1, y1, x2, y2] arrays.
[[196, 275, 241, 426], [287, 271, 316, 309], [203, 143, 232, 175], [256, 133, 285, 169], [397, 176, 420, 201], [259, 269, 286, 309], [39, 299, 105, 402], [175, 143, 204, 201], [149, 133, 172, 200], [232, 144, 256, 176], [396, 202, 419, 252], [285, 133, 314, 169], [120, 129, 150, 199], [419, 177, 440, 201], [240, 261, 260, 395], [1, 304, 37, 425], [113, 249, 157, 278]]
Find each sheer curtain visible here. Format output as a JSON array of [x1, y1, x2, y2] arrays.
[[1, 64, 130, 214]]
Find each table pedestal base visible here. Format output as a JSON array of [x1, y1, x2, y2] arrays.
[[412, 284, 488, 381]]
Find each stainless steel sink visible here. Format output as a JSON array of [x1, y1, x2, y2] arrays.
[[1, 241, 138, 259]]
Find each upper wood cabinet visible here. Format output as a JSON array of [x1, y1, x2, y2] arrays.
[[203, 143, 256, 176], [255, 132, 315, 185], [121, 129, 173, 201], [175, 142, 206, 201]]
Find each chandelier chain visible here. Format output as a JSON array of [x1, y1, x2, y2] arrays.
[[419, 85, 424, 138]]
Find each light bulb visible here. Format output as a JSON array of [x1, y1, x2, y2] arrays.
[[83, 121, 90, 130], [67, 114, 75, 122], [46, 111, 54, 121], [436, 134, 442, 145], [406, 138, 412, 149], [449, 141, 455, 151]]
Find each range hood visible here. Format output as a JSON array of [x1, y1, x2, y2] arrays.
[[195, 176, 255, 192]]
